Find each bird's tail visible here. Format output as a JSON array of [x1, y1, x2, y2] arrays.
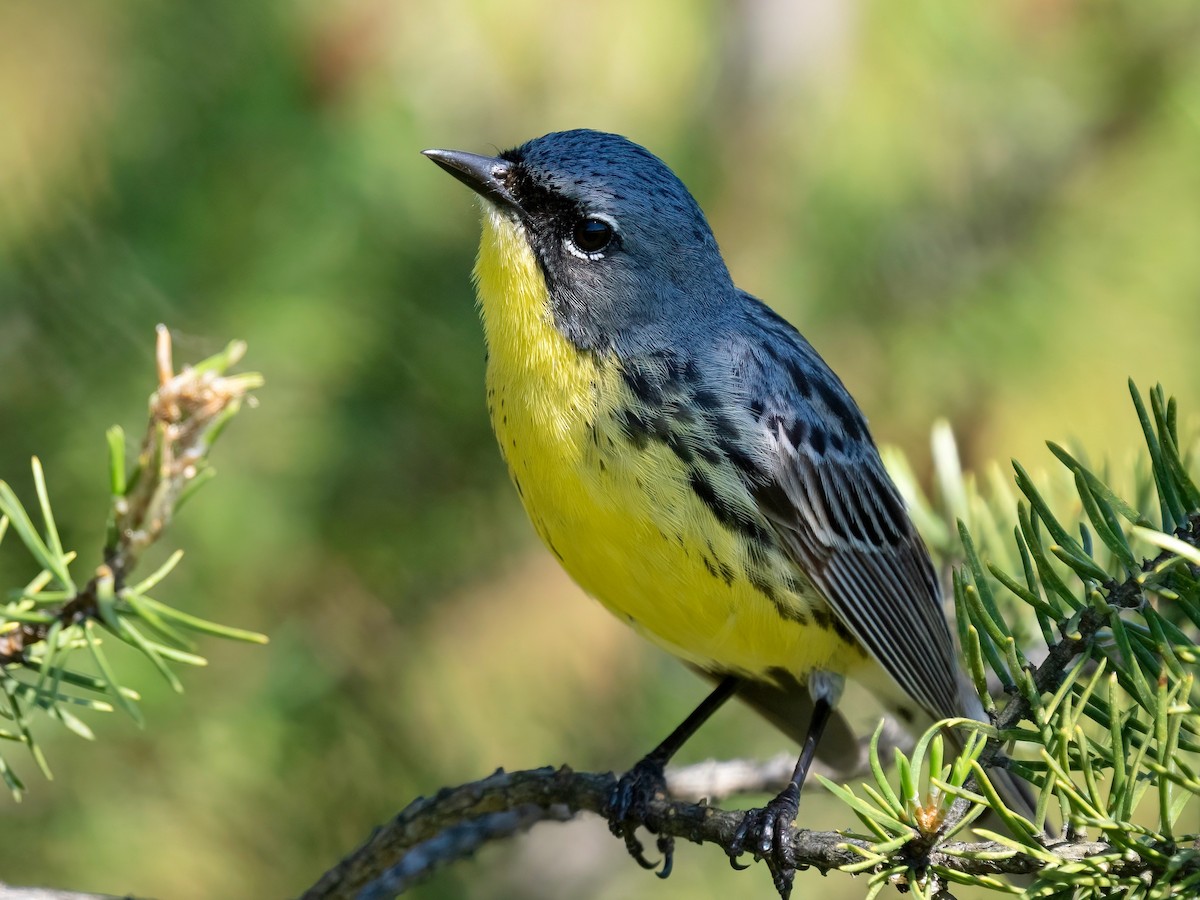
[[731, 671, 866, 775], [693, 667, 867, 776], [717, 668, 1037, 823], [953, 679, 1038, 823]]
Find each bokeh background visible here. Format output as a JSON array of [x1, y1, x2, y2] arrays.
[[2, 1, 1199, 897]]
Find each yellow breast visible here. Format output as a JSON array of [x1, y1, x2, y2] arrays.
[[472, 208, 865, 682]]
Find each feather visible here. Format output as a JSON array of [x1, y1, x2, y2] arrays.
[[729, 299, 962, 723]]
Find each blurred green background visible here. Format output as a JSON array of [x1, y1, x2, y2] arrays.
[[2, 1, 1199, 897]]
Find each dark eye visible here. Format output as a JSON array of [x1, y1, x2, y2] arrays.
[[571, 217, 614, 255]]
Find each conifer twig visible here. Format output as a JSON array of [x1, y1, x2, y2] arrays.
[[958, 511, 1200, 809], [0, 327, 265, 794], [0, 327, 260, 665]]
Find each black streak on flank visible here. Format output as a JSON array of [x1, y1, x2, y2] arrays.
[[811, 607, 858, 646], [749, 570, 809, 626], [617, 408, 651, 449], [705, 540, 737, 586], [692, 389, 721, 413], [716, 431, 760, 482], [621, 366, 664, 407], [696, 442, 723, 465], [664, 429, 694, 464], [688, 468, 772, 545], [747, 569, 776, 603]]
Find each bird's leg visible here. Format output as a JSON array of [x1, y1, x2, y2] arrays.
[[729, 674, 839, 900], [606, 675, 739, 877]]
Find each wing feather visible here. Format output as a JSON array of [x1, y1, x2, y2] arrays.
[[621, 301, 963, 722], [757, 406, 961, 720], [712, 303, 963, 722]]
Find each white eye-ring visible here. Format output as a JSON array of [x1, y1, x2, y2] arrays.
[[566, 214, 618, 259]]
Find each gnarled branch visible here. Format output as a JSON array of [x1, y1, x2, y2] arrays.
[[300, 764, 1135, 899]]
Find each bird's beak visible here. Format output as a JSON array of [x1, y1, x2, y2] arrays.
[[422, 149, 523, 218]]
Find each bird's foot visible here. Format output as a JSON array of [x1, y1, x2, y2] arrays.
[[728, 783, 803, 900], [604, 756, 675, 878]]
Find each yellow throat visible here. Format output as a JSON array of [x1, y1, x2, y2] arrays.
[[471, 206, 866, 683]]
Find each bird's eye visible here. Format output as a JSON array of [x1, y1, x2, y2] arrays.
[[570, 217, 614, 256]]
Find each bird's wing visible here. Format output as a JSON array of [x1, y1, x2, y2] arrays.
[[725, 306, 962, 721]]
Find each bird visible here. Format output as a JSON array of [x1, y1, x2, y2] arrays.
[[424, 129, 1020, 897]]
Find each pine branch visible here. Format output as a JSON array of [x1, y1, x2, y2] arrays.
[[303, 383, 1200, 898], [301, 764, 1183, 899], [0, 326, 267, 796], [301, 714, 916, 897], [972, 511, 1200, 786], [0, 327, 260, 664]]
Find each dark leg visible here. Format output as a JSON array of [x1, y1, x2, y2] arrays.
[[606, 676, 739, 877], [729, 696, 834, 899]]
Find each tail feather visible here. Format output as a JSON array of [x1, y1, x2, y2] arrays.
[[955, 680, 1038, 823], [695, 667, 1037, 823]]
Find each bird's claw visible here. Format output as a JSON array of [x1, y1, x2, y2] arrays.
[[605, 757, 675, 877], [727, 783, 802, 899]]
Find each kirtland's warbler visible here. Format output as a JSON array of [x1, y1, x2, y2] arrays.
[[424, 129, 1014, 895]]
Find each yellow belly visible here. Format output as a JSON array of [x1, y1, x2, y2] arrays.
[[473, 208, 865, 682]]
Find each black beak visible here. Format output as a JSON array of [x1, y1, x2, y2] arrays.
[[422, 149, 523, 218]]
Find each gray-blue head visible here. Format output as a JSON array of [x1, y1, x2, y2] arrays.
[[424, 129, 734, 351]]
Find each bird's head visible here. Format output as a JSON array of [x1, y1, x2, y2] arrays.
[[425, 129, 733, 352]]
